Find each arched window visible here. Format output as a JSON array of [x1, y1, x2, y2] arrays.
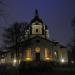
[[25, 48, 32, 61], [45, 48, 49, 58], [44, 48, 50, 61], [35, 47, 40, 53]]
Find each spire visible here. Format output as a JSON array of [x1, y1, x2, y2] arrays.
[[35, 9, 39, 17], [30, 9, 43, 24]]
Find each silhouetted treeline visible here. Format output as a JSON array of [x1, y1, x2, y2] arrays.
[[2, 22, 27, 54]]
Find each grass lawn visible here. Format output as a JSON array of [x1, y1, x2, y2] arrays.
[[0, 63, 75, 75]]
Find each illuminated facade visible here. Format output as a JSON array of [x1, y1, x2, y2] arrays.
[[0, 10, 68, 64], [22, 10, 53, 62], [20, 10, 68, 63]]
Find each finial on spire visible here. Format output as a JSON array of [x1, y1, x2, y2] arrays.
[[35, 9, 39, 17]]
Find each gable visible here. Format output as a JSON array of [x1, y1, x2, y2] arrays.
[[23, 36, 53, 49]]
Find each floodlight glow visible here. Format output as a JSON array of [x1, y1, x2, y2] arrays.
[[25, 58, 32, 61], [61, 58, 65, 63], [71, 61, 74, 64], [13, 59, 17, 63], [54, 52, 56, 55], [45, 57, 50, 61]]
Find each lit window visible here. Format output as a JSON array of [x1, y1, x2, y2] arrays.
[[35, 47, 40, 53], [44, 48, 50, 61], [25, 48, 32, 61], [26, 48, 31, 57], [45, 48, 48, 58]]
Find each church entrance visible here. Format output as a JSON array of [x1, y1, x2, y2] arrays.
[[35, 47, 40, 62], [35, 53, 40, 61]]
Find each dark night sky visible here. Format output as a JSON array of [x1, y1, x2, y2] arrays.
[[0, 0, 75, 47]]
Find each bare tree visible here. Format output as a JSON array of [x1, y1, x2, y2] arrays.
[[2, 22, 27, 62]]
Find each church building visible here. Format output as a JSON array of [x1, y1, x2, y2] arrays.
[[0, 10, 68, 65], [20, 10, 68, 63]]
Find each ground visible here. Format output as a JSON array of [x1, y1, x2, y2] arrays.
[[0, 63, 75, 75]]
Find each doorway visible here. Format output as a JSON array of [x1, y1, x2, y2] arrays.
[[35, 47, 40, 61], [35, 53, 40, 61]]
